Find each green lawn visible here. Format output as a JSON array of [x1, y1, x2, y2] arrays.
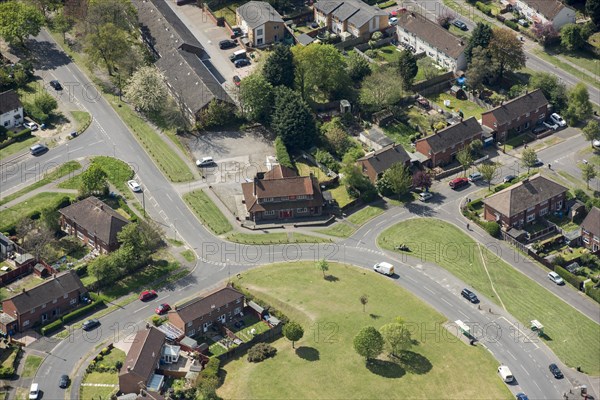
[[183, 189, 233, 235], [532, 49, 600, 90], [407, 107, 431, 134], [218, 262, 511, 399], [226, 232, 331, 244], [426, 92, 486, 120], [71, 111, 92, 133], [81, 371, 118, 400], [59, 156, 134, 198], [211, 1, 244, 26], [319, 222, 355, 238], [0, 192, 72, 233], [181, 249, 196, 262], [448, 24, 471, 41], [0, 136, 39, 160], [328, 184, 354, 208], [0, 160, 81, 206], [378, 218, 600, 374], [503, 132, 532, 151], [20, 355, 43, 378], [382, 121, 417, 149], [321, 205, 385, 238], [375, 45, 401, 63], [296, 160, 329, 182]]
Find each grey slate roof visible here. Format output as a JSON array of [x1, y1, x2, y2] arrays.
[[6, 270, 86, 313], [397, 12, 466, 59], [315, 0, 386, 27], [416, 117, 483, 154], [297, 33, 315, 46], [120, 327, 166, 387], [333, 3, 360, 21], [483, 174, 568, 218], [358, 143, 411, 175], [481, 89, 548, 127], [59, 196, 130, 247], [0, 90, 21, 115], [314, 0, 343, 14], [523, 0, 567, 19], [237, 1, 283, 29], [172, 286, 244, 323], [581, 207, 600, 238]]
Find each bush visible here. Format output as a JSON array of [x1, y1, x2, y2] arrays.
[[554, 266, 585, 289], [247, 342, 277, 363], [496, 14, 506, 22], [376, 0, 396, 8], [200, 357, 220, 379], [115, 360, 123, 370], [468, 199, 483, 211], [315, 149, 340, 173], [475, 1, 492, 15], [505, 20, 519, 31], [482, 221, 500, 237], [41, 319, 64, 335], [151, 315, 162, 326], [274, 136, 294, 169], [586, 286, 600, 304], [0, 366, 15, 378], [7, 128, 31, 141]]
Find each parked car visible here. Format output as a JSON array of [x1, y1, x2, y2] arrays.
[[155, 303, 171, 315], [498, 365, 514, 383], [468, 171, 483, 182], [230, 26, 242, 38], [139, 290, 157, 301], [234, 58, 251, 68], [543, 121, 559, 131], [29, 383, 39, 400], [549, 363, 564, 379], [550, 113, 566, 127], [219, 39, 237, 50], [517, 19, 529, 27], [389, 17, 398, 25], [419, 192, 433, 201], [532, 125, 548, 134], [233, 75, 241, 87], [516, 393, 529, 400], [30, 144, 48, 156], [127, 180, 142, 192], [453, 20, 468, 30], [59, 374, 69, 388], [373, 262, 394, 276], [229, 49, 247, 62], [49, 80, 62, 90], [196, 157, 215, 167], [23, 121, 38, 131], [449, 177, 469, 189], [548, 271, 565, 285], [69, 131, 78, 138], [461, 288, 479, 303], [82, 319, 100, 331], [310, 21, 319, 29], [503, 174, 516, 183]]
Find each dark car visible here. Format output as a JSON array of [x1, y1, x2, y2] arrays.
[[516, 393, 529, 400], [155, 303, 171, 315], [139, 290, 157, 301], [234, 58, 251, 68], [59, 374, 69, 388], [453, 20, 468, 30], [461, 288, 479, 303], [549, 363, 563, 379], [49, 80, 62, 90], [503, 174, 516, 183], [233, 75, 241, 87], [230, 27, 242, 38], [219, 39, 237, 50], [532, 125, 548, 135], [82, 319, 100, 331], [533, 158, 544, 167]]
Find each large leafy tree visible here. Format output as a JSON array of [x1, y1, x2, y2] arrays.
[[0, 1, 45, 47], [353, 326, 384, 363], [521, 148, 538, 174], [397, 50, 418, 90], [271, 86, 317, 150], [529, 72, 568, 112], [346, 51, 372, 82], [586, 0, 600, 29], [263, 44, 295, 88], [580, 164, 597, 190], [282, 321, 304, 348], [488, 27, 526, 80], [52, 9, 75, 41], [466, 46, 498, 91], [560, 24, 585, 51], [412, 170, 432, 191], [124, 66, 168, 115], [84, 23, 130, 75], [456, 147, 473, 176], [79, 164, 108, 197], [531, 22, 559, 46], [379, 319, 413, 358], [465, 22, 493, 62], [85, 0, 137, 33], [564, 83, 593, 125], [582, 120, 600, 148], [477, 162, 500, 190], [239, 74, 274, 124], [359, 66, 406, 113], [383, 163, 412, 196], [25, 0, 61, 18]]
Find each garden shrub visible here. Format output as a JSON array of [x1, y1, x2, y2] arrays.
[[247, 343, 277, 363], [554, 266, 585, 289], [115, 360, 123, 370], [586, 286, 600, 304], [482, 221, 500, 237], [475, 1, 492, 15], [0, 366, 15, 378], [468, 199, 483, 211], [274, 137, 294, 169], [61, 299, 103, 324], [315, 149, 340, 173], [200, 357, 220, 379], [41, 319, 64, 335], [505, 20, 519, 31]]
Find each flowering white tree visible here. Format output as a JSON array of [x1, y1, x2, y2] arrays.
[[124, 66, 168, 115]]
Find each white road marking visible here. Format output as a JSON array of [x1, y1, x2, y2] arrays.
[[405, 275, 417, 283], [458, 310, 469, 319], [133, 305, 148, 313], [534, 381, 541, 391], [375, 219, 387, 227], [165, 192, 173, 202], [507, 350, 517, 360], [441, 298, 452, 306], [424, 287, 436, 295]]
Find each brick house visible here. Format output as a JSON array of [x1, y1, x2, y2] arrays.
[[357, 143, 411, 183], [415, 117, 483, 168], [59, 196, 130, 254], [314, 0, 389, 40], [502, 0, 576, 30], [241, 165, 325, 222], [481, 89, 549, 143], [483, 174, 568, 229], [0, 270, 87, 335], [119, 326, 167, 395], [581, 207, 600, 252], [236, 2, 285, 47], [167, 286, 244, 337], [0, 90, 23, 129]]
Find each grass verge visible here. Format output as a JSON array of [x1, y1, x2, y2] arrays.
[[58, 156, 134, 198], [0, 192, 73, 233], [226, 232, 332, 244], [532, 49, 600, 90], [321, 205, 386, 238], [183, 189, 233, 235], [181, 249, 196, 262], [20, 355, 44, 379], [0, 136, 39, 160], [71, 110, 92, 134]]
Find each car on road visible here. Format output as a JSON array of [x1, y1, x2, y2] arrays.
[[69, 131, 78, 138], [449, 177, 469, 189], [234, 58, 251, 68], [548, 271, 565, 285], [373, 261, 394, 276], [549, 363, 564, 379], [461, 288, 479, 303], [532, 125, 548, 134], [503, 174, 516, 183], [543, 121, 559, 131], [533, 158, 543, 167], [59, 374, 69, 388], [140, 290, 157, 301], [453, 20, 468, 30], [468, 171, 483, 182], [155, 303, 171, 315], [24, 121, 39, 131], [82, 319, 100, 331], [49, 80, 62, 90], [30, 144, 48, 156], [196, 157, 215, 167], [550, 113, 566, 127], [127, 179, 142, 192], [29, 383, 39, 399], [419, 192, 433, 201], [516, 393, 529, 400], [233, 75, 241, 86], [219, 39, 237, 50]]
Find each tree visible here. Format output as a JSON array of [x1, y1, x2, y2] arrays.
[[521, 148, 538, 174], [531, 22, 559, 46], [25, 0, 61, 18], [40, 206, 60, 233], [412, 170, 432, 191], [84, 23, 130, 75], [529, 72, 568, 112], [416, 57, 439, 81], [379, 319, 413, 357], [469, 139, 483, 155], [324, 125, 350, 156], [560, 23, 585, 51], [466, 46, 497, 92], [437, 12, 455, 29], [271, 86, 317, 150], [239, 74, 274, 124], [282, 321, 304, 349], [353, 326, 384, 363], [478, 162, 500, 190], [359, 66, 406, 113], [123, 66, 168, 115], [564, 83, 593, 126], [507, 84, 526, 99], [580, 164, 597, 190], [79, 164, 108, 197], [263, 44, 295, 88], [346, 51, 372, 82], [88, 254, 118, 289], [52, 10, 74, 41], [85, 0, 137, 34], [397, 50, 418, 90], [359, 294, 368, 312], [16, 219, 55, 261], [198, 100, 235, 130], [316, 259, 329, 278], [465, 22, 493, 62], [368, 31, 382, 50], [382, 163, 412, 196], [587, 0, 600, 28], [456, 147, 473, 176], [582, 120, 600, 148], [488, 28, 526, 80], [0, 1, 45, 47]]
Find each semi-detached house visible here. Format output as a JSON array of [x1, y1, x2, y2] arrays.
[[581, 207, 600, 252], [236, 2, 285, 47], [502, 0, 575, 29], [0, 90, 23, 129], [314, 0, 389, 40]]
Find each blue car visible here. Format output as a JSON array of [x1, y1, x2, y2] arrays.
[[516, 393, 529, 400]]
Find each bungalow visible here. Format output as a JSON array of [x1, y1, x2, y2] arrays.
[[167, 286, 245, 337], [503, 0, 575, 30], [357, 143, 411, 183], [241, 164, 325, 222], [396, 11, 467, 72], [415, 117, 483, 168], [59, 196, 130, 254], [0, 270, 87, 335], [236, 2, 285, 47], [119, 327, 167, 395], [0, 90, 23, 129], [481, 89, 549, 143], [581, 207, 600, 252], [314, 0, 389, 40], [483, 174, 568, 229]]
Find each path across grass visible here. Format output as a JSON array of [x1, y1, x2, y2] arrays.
[[378, 218, 600, 375]]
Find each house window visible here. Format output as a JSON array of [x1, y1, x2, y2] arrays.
[[77, 230, 84, 240], [539, 207, 548, 216], [31, 308, 35, 314], [189, 329, 195, 336], [539, 113, 545, 119], [264, 197, 274, 202], [525, 112, 530, 117], [234, 307, 242, 314], [493, 122, 497, 128], [41, 313, 48, 322], [264, 210, 275, 216], [89, 237, 95, 247], [527, 206, 535, 212], [524, 122, 530, 129], [583, 236, 590, 244], [70, 298, 77, 305], [64, 294, 68, 299], [526, 214, 536, 222], [236, 298, 242, 304], [297, 208, 308, 213], [53, 299, 57, 304], [23, 320, 30, 327], [187, 321, 192, 327], [556, 201, 563, 210], [297, 195, 307, 200], [256, 28, 263, 36]]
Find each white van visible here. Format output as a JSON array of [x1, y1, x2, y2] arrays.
[[229, 49, 247, 62], [498, 365, 514, 383], [29, 383, 39, 399], [373, 262, 394, 276]]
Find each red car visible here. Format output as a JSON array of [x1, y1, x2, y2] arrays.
[[449, 177, 469, 189], [233, 75, 241, 87], [139, 290, 157, 301], [155, 303, 171, 315]]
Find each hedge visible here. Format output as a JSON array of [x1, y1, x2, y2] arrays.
[[274, 137, 294, 169], [586, 286, 600, 304], [475, 1, 492, 15], [8, 128, 32, 140], [62, 299, 103, 324], [482, 221, 500, 237], [40, 319, 64, 335], [200, 357, 220, 379], [505, 20, 519, 31], [377, 0, 396, 8], [554, 266, 585, 289]]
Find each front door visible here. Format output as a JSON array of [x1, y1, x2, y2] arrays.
[[279, 210, 292, 219]]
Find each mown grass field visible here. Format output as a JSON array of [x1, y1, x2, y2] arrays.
[[183, 189, 233, 235], [0, 192, 72, 233]]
